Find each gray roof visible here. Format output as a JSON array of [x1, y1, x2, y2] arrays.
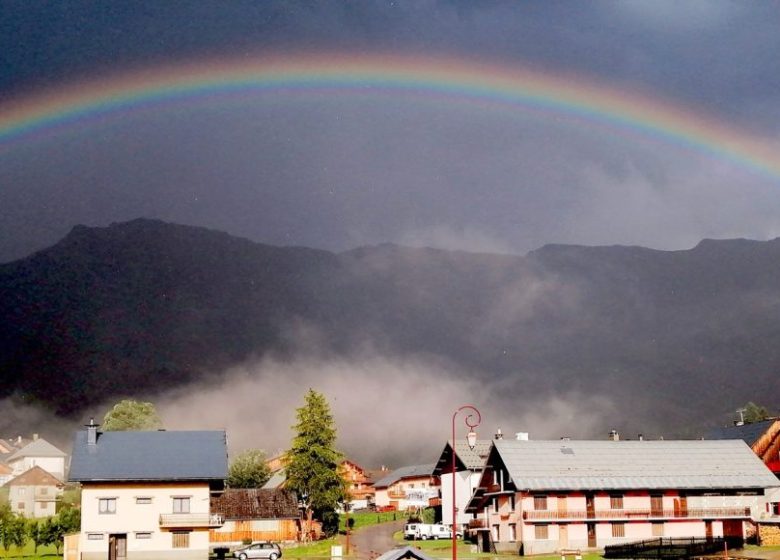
[[262, 468, 287, 490], [7, 438, 66, 462], [433, 440, 492, 475], [375, 546, 438, 560], [707, 419, 778, 448], [69, 430, 227, 482], [374, 464, 435, 489], [492, 439, 780, 491]]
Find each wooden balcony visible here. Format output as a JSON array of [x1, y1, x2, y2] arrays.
[[468, 519, 486, 529], [388, 489, 406, 499], [522, 507, 751, 522], [159, 513, 225, 528]]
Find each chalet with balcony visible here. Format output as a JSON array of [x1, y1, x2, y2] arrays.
[[432, 439, 491, 530], [3, 465, 64, 518], [69, 422, 227, 560], [374, 464, 438, 512], [465, 439, 780, 555]]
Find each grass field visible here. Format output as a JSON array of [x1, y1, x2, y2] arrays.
[[340, 511, 404, 532], [0, 542, 60, 559]]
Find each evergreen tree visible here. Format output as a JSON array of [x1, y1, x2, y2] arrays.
[[103, 399, 163, 431], [227, 449, 272, 488], [285, 389, 347, 538]]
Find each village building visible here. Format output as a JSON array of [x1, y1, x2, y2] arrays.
[[373, 464, 439, 512], [6, 436, 67, 480], [432, 439, 491, 530], [341, 460, 376, 510], [708, 418, 780, 477], [0, 463, 13, 486], [69, 422, 227, 560], [3, 465, 64, 518], [465, 439, 780, 555], [210, 488, 302, 544]]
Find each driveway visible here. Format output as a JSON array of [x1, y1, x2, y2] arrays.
[[350, 519, 405, 559]]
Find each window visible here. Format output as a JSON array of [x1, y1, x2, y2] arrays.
[[610, 495, 623, 509], [612, 523, 625, 538], [40, 502, 48, 510], [136, 497, 152, 504], [40, 487, 48, 495], [136, 532, 152, 539], [18, 488, 25, 496], [493, 497, 498, 513], [510, 494, 515, 510], [172, 531, 190, 548], [172, 497, 190, 513], [535, 525, 548, 540], [652, 523, 664, 537], [492, 524, 500, 542], [87, 533, 104, 541], [534, 496, 548, 511], [509, 523, 517, 542], [99, 498, 116, 514], [18, 502, 25, 510]]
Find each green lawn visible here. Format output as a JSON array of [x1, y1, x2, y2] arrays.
[[0, 542, 61, 559], [340, 511, 403, 532]]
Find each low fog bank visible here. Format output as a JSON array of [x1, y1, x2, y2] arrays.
[[1, 352, 619, 467], [155, 353, 618, 467]]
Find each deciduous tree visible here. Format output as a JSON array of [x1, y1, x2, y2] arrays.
[[227, 449, 272, 488], [102, 399, 162, 431], [743, 402, 771, 423], [285, 389, 347, 539]]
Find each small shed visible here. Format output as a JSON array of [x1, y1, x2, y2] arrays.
[[210, 488, 304, 543]]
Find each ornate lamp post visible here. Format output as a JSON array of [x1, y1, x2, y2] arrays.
[[452, 405, 481, 560]]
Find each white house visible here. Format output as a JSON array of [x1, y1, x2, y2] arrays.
[[68, 421, 228, 560], [466, 439, 780, 555], [432, 440, 491, 530], [373, 464, 438, 512], [6, 436, 67, 480]]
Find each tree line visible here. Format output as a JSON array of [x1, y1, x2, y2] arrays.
[[0, 503, 80, 556]]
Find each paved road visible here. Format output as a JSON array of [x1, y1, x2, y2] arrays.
[[350, 519, 405, 559]]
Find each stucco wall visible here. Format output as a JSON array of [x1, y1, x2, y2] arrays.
[[79, 482, 212, 559]]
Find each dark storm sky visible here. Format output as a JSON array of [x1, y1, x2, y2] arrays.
[[2, 1, 780, 262]]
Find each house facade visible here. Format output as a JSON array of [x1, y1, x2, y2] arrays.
[[3, 465, 64, 518], [69, 423, 227, 560], [6, 436, 67, 480], [374, 464, 439, 512], [342, 460, 376, 510], [466, 439, 780, 555], [433, 440, 491, 529]]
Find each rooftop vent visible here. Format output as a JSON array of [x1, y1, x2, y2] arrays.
[[515, 432, 529, 441]]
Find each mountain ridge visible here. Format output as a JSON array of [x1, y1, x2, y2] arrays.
[[2, 219, 778, 436]]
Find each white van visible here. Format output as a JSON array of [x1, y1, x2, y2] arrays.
[[407, 523, 452, 540]]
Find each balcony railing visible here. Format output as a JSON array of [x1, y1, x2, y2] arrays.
[[468, 519, 486, 529], [159, 513, 225, 528], [522, 507, 750, 521], [388, 490, 406, 499]]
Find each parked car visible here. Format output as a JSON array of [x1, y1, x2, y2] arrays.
[[233, 542, 282, 560]]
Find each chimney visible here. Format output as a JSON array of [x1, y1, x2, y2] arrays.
[[609, 430, 620, 441], [16, 436, 21, 445], [638, 434, 644, 441], [32, 433, 38, 441], [494, 428, 503, 440], [515, 432, 529, 441], [86, 417, 100, 446]]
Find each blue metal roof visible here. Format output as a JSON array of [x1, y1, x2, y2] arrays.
[[706, 419, 778, 447], [69, 430, 228, 482]]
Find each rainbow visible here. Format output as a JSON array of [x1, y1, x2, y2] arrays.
[[1, 52, 778, 181]]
